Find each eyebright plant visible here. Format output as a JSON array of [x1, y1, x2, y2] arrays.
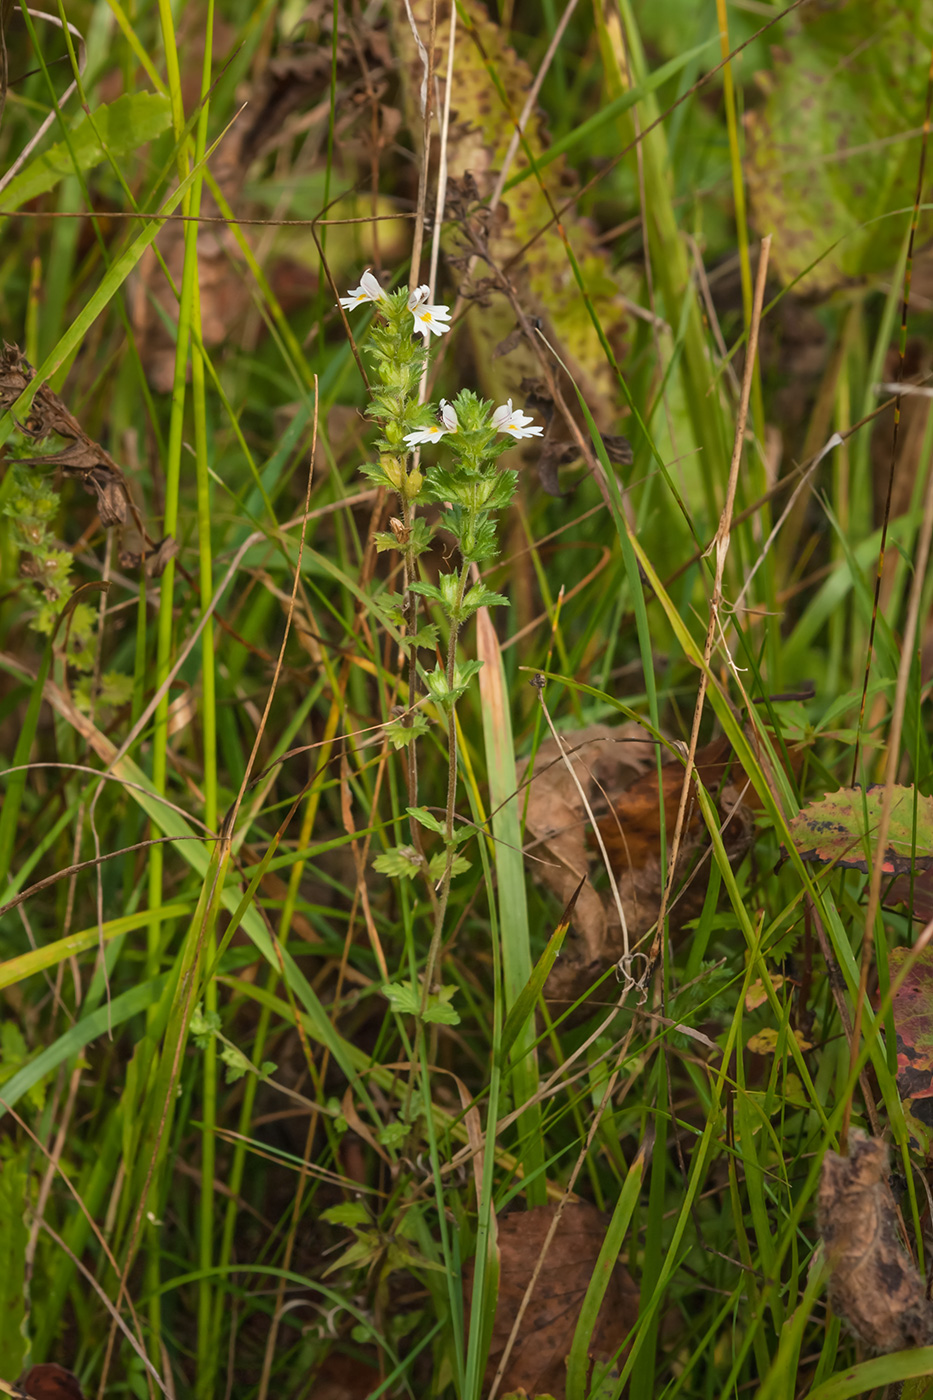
[[339, 268, 542, 1006]]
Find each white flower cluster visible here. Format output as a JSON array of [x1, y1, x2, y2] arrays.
[[339, 271, 543, 447], [403, 397, 542, 448], [338, 272, 450, 341]]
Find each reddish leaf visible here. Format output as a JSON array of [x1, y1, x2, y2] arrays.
[[788, 785, 933, 874], [889, 945, 933, 1155], [17, 1366, 86, 1400], [885, 867, 933, 925]]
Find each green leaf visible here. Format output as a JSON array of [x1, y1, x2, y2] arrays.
[[0, 93, 173, 214], [406, 806, 446, 838], [462, 584, 509, 614], [422, 984, 460, 1026], [382, 981, 421, 1016], [382, 979, 460, 1024], [373, 845, 423, 879], [428, 850, 471, 883], [220, 1043, 252, 1084], [0, 1022, 45, 1112], [190, 1002, 222, 1049], [498, 877, 581, 1065], [424, 659, 484, 706], [323, 1231, 382, 1275], [409, 581, 444, 604], [321, 1201, 371, 1228], [378, 1119, 410, 1149], [384, 712, 431, 750]]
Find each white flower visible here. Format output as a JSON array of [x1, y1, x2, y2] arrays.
[[491, 399, 543, 440], [411, 300, 452, 340], [403, 421, 451, 447], [408, 284, 431, 309], [338, 270, 385, 310], [403, 399, 459, 448]]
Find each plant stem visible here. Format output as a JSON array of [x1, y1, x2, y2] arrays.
[[419, 560, 471, 1011]]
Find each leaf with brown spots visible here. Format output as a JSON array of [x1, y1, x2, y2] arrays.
[[787, 785, 933, 874]]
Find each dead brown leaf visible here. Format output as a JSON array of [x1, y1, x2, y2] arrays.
[[119, 535, 179, 578], [519, 722, 649, 1004], [818, 1130, 933, 1352], [2, 342, 133, 527], [465, 1201, 638, 1400], [521, 727, 755, 1009], [16, 1365, 86, 1400], [307, 1352, 379, 1400]]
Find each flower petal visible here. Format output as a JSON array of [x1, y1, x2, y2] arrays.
[[360, 270, 385, 301], [412, 303, 452, 339], [338, 270, 385, 310]]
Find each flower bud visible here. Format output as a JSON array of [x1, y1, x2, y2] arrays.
[[380, 456, 405, 491]]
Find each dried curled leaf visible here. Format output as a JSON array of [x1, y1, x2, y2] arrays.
[[818, 1130, 933, 1352], [1, 342, 133, 527]]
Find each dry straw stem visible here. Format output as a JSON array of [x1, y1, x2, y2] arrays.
[[651, 235, 772, 960]]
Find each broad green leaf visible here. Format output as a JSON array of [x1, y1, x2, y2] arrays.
[[0, 93, 173, 214], [321, 1201, 371, 1228], [746, 0, 933, 292], [382, 981, 420, 1016]]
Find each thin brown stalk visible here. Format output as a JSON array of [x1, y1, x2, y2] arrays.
[[650, 235, 772, 964]]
